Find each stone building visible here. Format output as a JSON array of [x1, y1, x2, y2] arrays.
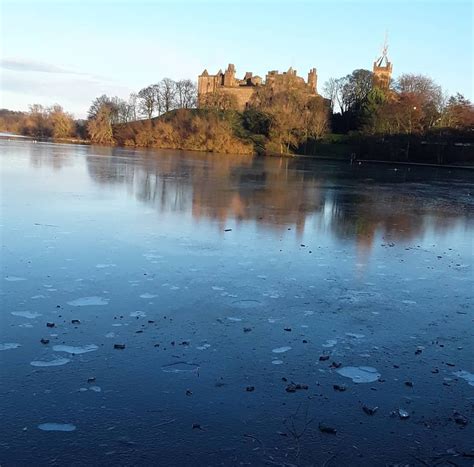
[[373, 43, 393, 90], [198, 64, 319, 110]]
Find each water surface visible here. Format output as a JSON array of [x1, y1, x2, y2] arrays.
[[1, 140, 473, 465]]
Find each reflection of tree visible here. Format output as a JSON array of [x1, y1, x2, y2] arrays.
[[82, 147, 472, 256], [28, 141, 76, 171]]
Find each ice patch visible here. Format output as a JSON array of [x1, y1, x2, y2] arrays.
[[303, 310, 315, 316], [272, 360, 284, 365], [453, 370, 474, 387], [11, 311, 41, 319], [322, 339, 338, 348], [31, 358, 70, 367], [227, 317, 242, 322], [89, 386, 102, 392], [52, 344, 98, 355], [345, 333, 365, 339], [38, 423, 76, 432], [0, 343, 21, 351], [5, 276, 26, 282], [31, 295, 46, 299], [161, 362, 200, 373], [336, 366, 381, 383], [212, 286, 224, 291], [272, 346, 292, 354], [139, 293, 157, 299], [67, 297, 109, 307], [196, 343, 211, 350], [105, 332, 115, 338], [130, 311, 146, 318], [232, 299, 261, 309], [96, 264, 116, 269]]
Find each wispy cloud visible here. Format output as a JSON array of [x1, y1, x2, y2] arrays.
[[0, 58, 87, 75]]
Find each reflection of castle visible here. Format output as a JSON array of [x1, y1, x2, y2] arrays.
[[198, 63, 318, 110]]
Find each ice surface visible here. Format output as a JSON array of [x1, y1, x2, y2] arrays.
[[272, 346, 292, 353]]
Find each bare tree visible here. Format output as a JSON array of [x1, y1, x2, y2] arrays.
[[175, 79, 197, 109], [138, 85, 157, 120], [160, 78, 177, 113]]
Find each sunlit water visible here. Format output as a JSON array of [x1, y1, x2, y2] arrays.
[[1, 140, 473, 465]]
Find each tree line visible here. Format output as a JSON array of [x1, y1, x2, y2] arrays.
[[1, 68, 472, 157], [323, 70, 473, 135]]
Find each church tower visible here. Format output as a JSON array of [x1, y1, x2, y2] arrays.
[[373, 38, 392, 90]]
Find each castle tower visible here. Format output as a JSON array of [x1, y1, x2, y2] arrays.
[[373, 38, 392, 90], [223, 63, 236, 87], [307, 68, 317, 93]]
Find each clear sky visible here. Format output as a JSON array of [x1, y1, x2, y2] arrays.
[[1, 0, 472, 118]]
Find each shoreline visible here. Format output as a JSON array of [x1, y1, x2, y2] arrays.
[[2, 133, 474, 169]]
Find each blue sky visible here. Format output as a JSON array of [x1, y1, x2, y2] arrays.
[[1, 0, 472, 118]]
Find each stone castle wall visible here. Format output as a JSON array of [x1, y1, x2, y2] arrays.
[[198, 64, 318, 111]]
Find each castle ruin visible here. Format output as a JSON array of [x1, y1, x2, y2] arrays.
[[198, 64, 318, 110]]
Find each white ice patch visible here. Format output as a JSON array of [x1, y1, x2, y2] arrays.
[[130, 311, 146, 318], [453, 370, 474, 387], [336, 366, 381, 383], [139, 293, 157, 299], [31, 358, 70, 367], [11, 311, 41, 319], [67, 297, 109, 307], [31, 295, 46, 299], [345, 333, 365, 339], [196, 343, 211, 350], [5, 276, 26, 282], [303, 310, 315, 316], [272, 346, 292, 354], [0, 343, 21, 351], [89, 386, 102, 392], [95, 264, 116, 269], [322, 339, 338, 348], [272, 360, 284, 365], [38, 423, 76, 432], [212, 286, 224, 291], [227, 317, 242, 322], [52, 344, 98, 355], [105, 332, 115, 338]]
